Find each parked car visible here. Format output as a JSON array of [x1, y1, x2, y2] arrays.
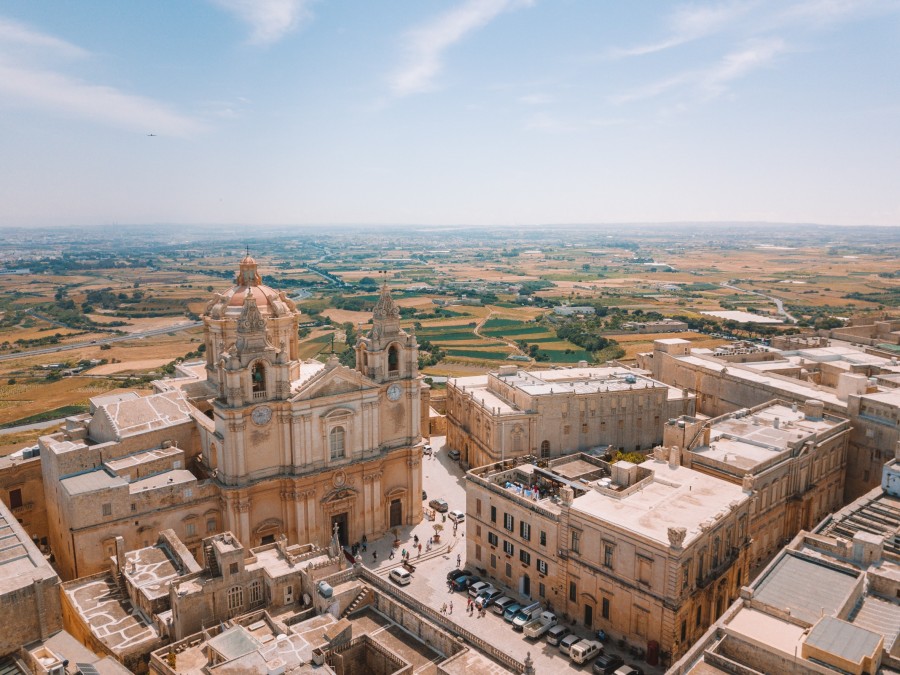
[[592, 654, 625, 674], [449, 574, 474, 592], [447, 569, 470, 582], [546, 624, 571, 646], [476, 588, 503, 608], [448, 449, 461, 460], [523, 611, 557, 639], [612, 667, 644, 675], [559, 634, 582, 656], [511, 602, 543, 630], [448, 509, 465, 524], [503, 602, 523, 622], [468, 581, 492, 598], [570, 640, 603, 665], [429, 498, 449, 512], [422, 444, 433, 455], [491, 596, 517, 615], [389, 568, 412, 586]]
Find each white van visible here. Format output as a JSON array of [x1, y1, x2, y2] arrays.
[[448, 509, 465, 524], [570, 640, 603, 665]]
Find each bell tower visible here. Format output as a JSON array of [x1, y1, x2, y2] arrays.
[[356, 282, 418, 384]]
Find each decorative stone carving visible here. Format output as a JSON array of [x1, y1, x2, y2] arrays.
[[742, 473, 755, 492], [668, 526, 687, 549]]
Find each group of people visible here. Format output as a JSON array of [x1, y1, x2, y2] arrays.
[[466, 596, 488, 617]]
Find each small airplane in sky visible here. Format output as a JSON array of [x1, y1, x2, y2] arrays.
[[147, 133, 156, 137]]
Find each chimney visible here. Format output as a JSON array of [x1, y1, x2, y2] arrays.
[[669, 446, 681, 469]]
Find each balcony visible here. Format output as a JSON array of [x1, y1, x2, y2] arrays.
[[11, 502, 33, 515], [696, 547, 740, 589], [252, 391, 267, 400]]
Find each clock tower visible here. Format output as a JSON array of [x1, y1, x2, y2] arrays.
[[355, 281, 419, 384]]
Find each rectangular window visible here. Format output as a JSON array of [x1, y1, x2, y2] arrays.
[[476, 524, 482, 537], [475, 544, 482, 561], [569, 581, 577, 602], [602, 597, 610, 619], [503, 540, 514, 556], [537, 559, 548, 575], [571, 529, 581, 554], [488, 532, 498, 546], [8, 489, 22, 510], [490, 505, 497, 523], [490, 553, 497, 568], [476, 499, 482, 516], [503, 513, 514, 532], [520, 521, 531, 540], [102, 503, 112, 517], [603, 543, 614, 568], [539, 582, 546, 598], [540, 531, 547, 546], [682, 562, 690, 590], [207, 518, 217, 533], [519, 549, 531, 565], [186, 522, 196, 537], [130, 503, 137, 513], [582, 423, 588, 433], [184, 488, 192, 499], [695, 604, 702, 628], [505, 562, 512, 578], [681, 620, 687, 643]]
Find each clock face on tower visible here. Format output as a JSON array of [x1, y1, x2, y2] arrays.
[[387, 384, 402, 401], [251, 405, 272, 425]]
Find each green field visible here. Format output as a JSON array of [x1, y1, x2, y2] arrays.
[[446, 348, 512, 360]]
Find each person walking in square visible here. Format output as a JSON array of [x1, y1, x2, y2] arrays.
[[449, 601, 453, 614]]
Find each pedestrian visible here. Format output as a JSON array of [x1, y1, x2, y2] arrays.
[[417, 548, 421, 559], [373, 550, 378, 562], [456, 554, 461, 568], [441, 603, 447, 614], [402, 548, 406, 559], [449, 601, 453, 614], [389, 549, 395, 560], [466, 598, 472, 611], [414, 534, 419, 545], [428, 537, 433, 547]]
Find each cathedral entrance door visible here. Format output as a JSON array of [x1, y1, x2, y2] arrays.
[[331, 512, 349, 547], [389, 499, 403, 528]]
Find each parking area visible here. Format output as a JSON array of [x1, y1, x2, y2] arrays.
[[358, 436, 663, 674]]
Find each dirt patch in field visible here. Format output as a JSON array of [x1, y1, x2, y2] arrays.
[[322, 309, 372, 324], [88, 359, 173, 375]]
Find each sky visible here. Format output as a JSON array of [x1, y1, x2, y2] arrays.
[[1, 0, 899, 228]]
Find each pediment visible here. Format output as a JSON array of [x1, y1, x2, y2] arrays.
[[292, 364, 376, 402]]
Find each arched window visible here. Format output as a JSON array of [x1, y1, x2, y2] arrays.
[[540, 440, 550, 458], [388, 345, 399, 375], [249, 580, 263, 605], [712, 536, 721, 569], [330, 426, 345, 460], [227, 585, 243, 611], [252, 362, 266, 394]]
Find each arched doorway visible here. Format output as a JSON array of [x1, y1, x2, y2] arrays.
[[251, 362, 266, 395], [540, 440, 550, 458], [388, 345, 399, 375]]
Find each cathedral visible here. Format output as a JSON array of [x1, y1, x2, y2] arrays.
[[41, 256, 425, 579]]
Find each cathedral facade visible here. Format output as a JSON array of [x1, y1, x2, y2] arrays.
[[42, 257, 424, 579]]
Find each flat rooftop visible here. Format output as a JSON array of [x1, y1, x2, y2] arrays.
[[0, 502, 58, 594], [752, 553, 859, 624], [129, 469, 196, 494], [122, 544, 180, 600], [91, 389, 193, 440], [693, 402, 846, 474], [572, 459, 748, 548], [61, 469, 128, 496]]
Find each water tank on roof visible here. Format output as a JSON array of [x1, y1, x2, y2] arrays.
[[317, 581, 333, 598], [624, 374, 636, 384]]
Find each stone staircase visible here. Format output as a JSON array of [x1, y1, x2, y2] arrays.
[[342, 585, 373, 618], [205, 543, 219, 577]]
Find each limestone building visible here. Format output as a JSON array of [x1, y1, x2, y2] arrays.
[[639, 337, 900, 500], [446, 365, 695, 468], [41, 257, 425, 580], [665, 399, 850, 569], [465, 451, 751, 661], [0, 499, 62, 657], [671, 458, 900, 675]]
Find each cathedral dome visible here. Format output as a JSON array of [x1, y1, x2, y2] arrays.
[[204, 256, 297, 319]]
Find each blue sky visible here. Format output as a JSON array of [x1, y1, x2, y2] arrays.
[[1, 0, 898, 228]]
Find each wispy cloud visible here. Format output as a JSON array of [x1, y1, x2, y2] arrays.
[[0, 16, 204, 136], [611, 38, 785, 105], [211, 0, 315, 45], [519, 93, 552, 105], [390, 0, 534, 97], [608, 2, 750, 59], [0, 17, 88, 59]]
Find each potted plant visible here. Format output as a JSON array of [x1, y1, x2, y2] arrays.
[[433, 523, 443, 543]]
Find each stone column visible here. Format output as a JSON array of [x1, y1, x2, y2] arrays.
[[279, 411, 292, 469], [291, 413, 303, 471], [373, 473, 384, 534], [236, 500, 251, 544]]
